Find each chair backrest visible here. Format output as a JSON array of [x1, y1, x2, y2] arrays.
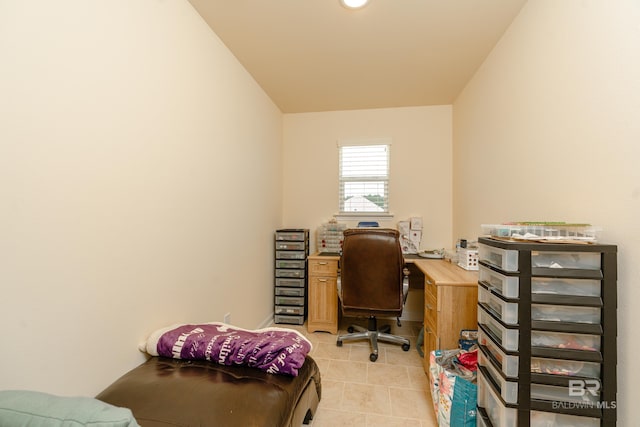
[[340, 228, 405, 317]]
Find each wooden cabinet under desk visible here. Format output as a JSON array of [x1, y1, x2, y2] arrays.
[[307, 254, 340, 334], [413, 259, 478, 374]]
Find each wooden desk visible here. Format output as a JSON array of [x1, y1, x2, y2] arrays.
[[413, 259, 478, 373], [306, 254, 478, 372]]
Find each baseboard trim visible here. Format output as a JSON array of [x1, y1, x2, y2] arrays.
[[257, 312, 275, 329]]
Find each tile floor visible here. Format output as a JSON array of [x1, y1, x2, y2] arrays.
[[288, 318, 438, 427]]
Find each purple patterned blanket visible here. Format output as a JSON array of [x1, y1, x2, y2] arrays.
[[142, 323, 312, 376]]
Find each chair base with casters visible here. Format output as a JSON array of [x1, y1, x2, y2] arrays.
[[336, 315, 411, 362]]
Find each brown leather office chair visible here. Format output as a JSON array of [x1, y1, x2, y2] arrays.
[[336, 228, 411, 362]]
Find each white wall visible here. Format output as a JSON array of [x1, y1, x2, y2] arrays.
[[283, 106, 453, 248], [283, 106, 453, 319], [0, 0, 283, 396], [453, 0, 640, 423]]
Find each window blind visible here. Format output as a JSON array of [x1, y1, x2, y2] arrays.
[[339, 143, 389, 213]]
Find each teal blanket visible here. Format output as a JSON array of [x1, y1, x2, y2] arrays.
[[0, 390, 139, 427]]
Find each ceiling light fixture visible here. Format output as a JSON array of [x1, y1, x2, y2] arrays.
[[340, 0, 369, 10]]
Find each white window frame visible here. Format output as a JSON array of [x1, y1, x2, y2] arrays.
[[336, 138, 393, 219]]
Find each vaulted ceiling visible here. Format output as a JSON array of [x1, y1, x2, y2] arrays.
[[188, 0, 527, 113]]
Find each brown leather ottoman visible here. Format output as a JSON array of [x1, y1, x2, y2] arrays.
[[96, 356, 321, 427]]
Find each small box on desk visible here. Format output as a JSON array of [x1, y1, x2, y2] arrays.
[[410, 217, 423, 230], [458, 249, 479, 271]]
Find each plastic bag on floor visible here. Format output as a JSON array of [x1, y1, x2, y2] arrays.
[[429, 349, 477, 427]]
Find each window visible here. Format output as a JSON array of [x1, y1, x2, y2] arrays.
[[339, 140, 390, 214]]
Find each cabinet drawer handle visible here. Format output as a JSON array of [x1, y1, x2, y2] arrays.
[[318, 278, 328, 282], [426, 279, 434, 285], [318, 262, 328, 265]]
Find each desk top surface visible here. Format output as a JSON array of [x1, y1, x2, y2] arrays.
[[411, 259, 478, 286], [308, 252, 477, 286]]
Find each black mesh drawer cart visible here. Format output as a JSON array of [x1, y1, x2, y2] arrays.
[[274, 229, 310, 325], [476, 237, 617, 427]]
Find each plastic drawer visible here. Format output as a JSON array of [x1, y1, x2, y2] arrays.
[[531, 330, 601, 352], [530, 410, 600, 427], [275, 230, 307, 241], [318, 237, 343, 246], [275, 305, 305, 315], [532, 277, 601, 297], [532, 304, 601, 324], [479, 329, 519, 378], [477, 411, 489, 427], [531, 382, 599, 404], [275, 287, 305, 297], [275, 296, 304, 306], [276, 250, 307, 260], [479, 265, 520, 298], [275, 259, 306, 269], [479, 244, 519, 272], [275, 241, 306, 250], [479, 286, 518, 325], [478, 370, 517, 427], [531, 251, 601, 270], [479, 351, 518, 404], [274, 314, 304, 325], [317, 234, 344, 252], [275, 269, 305, 278], [275, 278, 305, 288], [479, 307, 519, 351], [531, 357, 601, 378]]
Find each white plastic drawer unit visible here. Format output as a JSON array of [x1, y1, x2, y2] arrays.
[[479, 244, 519, 272], [479, 329, 519, 378], [274, 314, 304, 325], [479, 351, 518, 404], [275, 259, 306, 269], [479, 374, 601, 427], [531, 357, 601, 379], [480, 243, 603, 271], [274, 305, 305, 315], [275, 230, 307, 241], [276, 250, 307, 260], [275, 269, 305, 278], [275, 278, 305, 288], [479, 285, 518, 325], [478, 362, 600, 427], [478, 306, 519, 351], [275, 241, 306, 251], [477, 412, 489, 427], [531, 330, 601, 352], [531, 250, 601, 270], [530, 410, 600, 427], [479, 265, 520, 299], [274, 296, 305, 306], [275, 287, 305, 297], [478, 370, 517, 427], [532, 304, 601, 324], [531, 382, 600, 405], [532, 277, 601, 297]]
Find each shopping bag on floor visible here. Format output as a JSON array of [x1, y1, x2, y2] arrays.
[[429, 349, 477, 427]]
